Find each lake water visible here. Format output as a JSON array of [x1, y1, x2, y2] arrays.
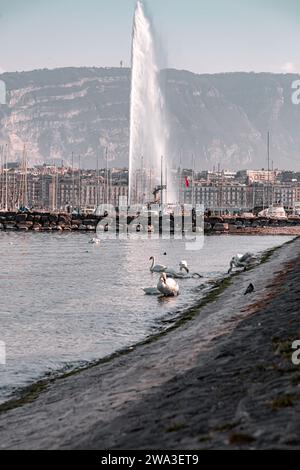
[[0, 232, 293, 403]]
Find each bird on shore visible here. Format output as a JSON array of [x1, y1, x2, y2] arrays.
[[244, 283, 254, 295], [228, 252, 257, 274], [149, 256, 167, 273], [157, 273, 180, 297]]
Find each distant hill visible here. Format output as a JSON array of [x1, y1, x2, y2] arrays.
[[0, 67, 300, 169]]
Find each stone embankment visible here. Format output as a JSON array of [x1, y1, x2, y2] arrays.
[[0, 212, 103, 232], [1, 211, 300, 235], [205, 215, 300, 235]]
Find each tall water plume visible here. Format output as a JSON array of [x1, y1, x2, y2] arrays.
[[129, 0, 174, 205]]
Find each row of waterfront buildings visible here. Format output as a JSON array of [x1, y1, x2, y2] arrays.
[[1, 163, 300, 213]]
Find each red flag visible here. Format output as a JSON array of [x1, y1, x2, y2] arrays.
[[185, 176, 190, 188]]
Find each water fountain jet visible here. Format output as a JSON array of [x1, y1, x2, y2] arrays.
[[128, 0, 174, 206]]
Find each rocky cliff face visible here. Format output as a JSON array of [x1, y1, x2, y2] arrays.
[[0, 67, 299, 169]]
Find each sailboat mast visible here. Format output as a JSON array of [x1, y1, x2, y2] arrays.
[[24, 147, 27, 207], [78, 155, 81, 209], [12, 170, 16, 210], [71, 151, 74, 208], [267, 131, 270, 207], [105, 147, 109, 205], [5, 144, 8, 211], [19, 145, 28, 208], [141, 155, 143, 205], [161, 155, 163, 207], [178, 150, 182, 205], [1, 145, 4, 209], [96, 152, 99, 207], [0, 146, 2, 210], [165, 163, 168, 204], [192, 154, 195, 207]]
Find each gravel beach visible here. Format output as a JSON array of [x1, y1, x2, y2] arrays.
[[0, 237, 300, 450]]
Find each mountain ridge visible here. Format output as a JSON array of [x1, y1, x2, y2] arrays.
[[0, 67, 300, 170]]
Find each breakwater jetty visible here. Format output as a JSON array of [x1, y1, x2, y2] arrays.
[[0, 212, 103, 232], [0, 211, 300, 235], [206, 215, 300, 235]]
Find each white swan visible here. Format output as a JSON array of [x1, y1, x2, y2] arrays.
[[157, 273, 179, 297], [228, 252, 257, 273], [149, 256, 167, 273], [179, 260, 189, 273], [89, 238, 101, 244], [142, 287, 160, 295], [165, 260, 189, 277], [166, 260, 204, 279]]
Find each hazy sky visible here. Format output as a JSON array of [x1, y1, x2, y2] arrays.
[[1, 0, 300, 74]]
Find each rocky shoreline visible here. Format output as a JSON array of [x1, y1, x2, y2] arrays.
[[206, 215, 300, 235], [0, 211, 103, 232], [0, 237, 299, 449]]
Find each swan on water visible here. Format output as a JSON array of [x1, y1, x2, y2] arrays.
[[165, 260, 189, 277], [165, 260, 202, 279], [142, 287, 160, 295], [149, 256, 167, 273], [165, 267, 178, 277], [228, 252, 257, 273], [179, 260, 189, 273], [89, 238, 101, 244], [157, 273, 179, 297]]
